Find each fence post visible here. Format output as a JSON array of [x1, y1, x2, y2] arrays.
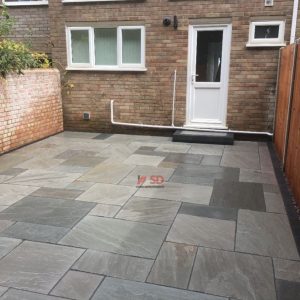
[[283, 43, 298, 169]]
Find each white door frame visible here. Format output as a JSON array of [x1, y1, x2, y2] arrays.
[[185, 23, 232, 129]]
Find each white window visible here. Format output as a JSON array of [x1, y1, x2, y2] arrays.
[[66, 26, 146, 71], [3, 0, 48, 6], [247, 21, 286, 47]]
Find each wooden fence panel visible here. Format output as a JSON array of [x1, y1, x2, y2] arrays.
[[285, 44, 300, 206], [274, 45, 296, 161]]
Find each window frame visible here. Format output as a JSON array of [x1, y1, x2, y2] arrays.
[[3, 0, 48, 6], [247, 20, 286, 47], [66, 25, 146, 71]]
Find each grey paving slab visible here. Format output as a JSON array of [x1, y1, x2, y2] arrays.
[[0, 153, 30, 173], [225, 141, 259, 153], [221, 150, 260, 170], [273, 258, 300, 282], [259, 144, 274, 172], [116, 196, 180, 225], [136, 182, 212, 205], [163, 153, 203, 164], [210, 180, 266, 211], [147, 242, 197, 289], [50, 165, 91, 174], [0, 241, 84, 294], [76, 183, 137, 205], [92, 277, 226, 300], [0, 176, 12, 184], [167, 214, 235, 250], [0, 196, 95, 228], [188, 144, 224, 156], [201, 155, 221, 166], [156, 143, 191, 153], [0, 168, 26, 176], [0, 184, 39, 206], [93, 133, 113, 140], [0, 222, 69, 243], [65, 180, 95, 191], [30, 187, 83, 200], [236, 210, 299, 260], [73, 249, 153, 281], [78, 163, 135, 184], [124, 154, 165, 167], [1, 289, 67, 300], [15, 157, 64, 170], [263, 183, 281, 194], [180, 203, 237, 221], [7, 170, 82, 188], [171, 165, 239, 185], [61, 155, 106, 167], [0, 237, 21, 259], [89, 204, 121, 217], [59, 216, 168, 259], [0, 286, 8, 297], [265, 192, 286, 214], [189, 247, 276, 300], [58, 131, 100, 139], [137, 146, 157, 151], [55, 149, 99, 160], [51, 270, 103, 300], [120, 166, 175, 186], [276, 279, 300, 300], [0, 221, 14, 233], [0, 207, 8, 213], [239, 169, 277, 185]]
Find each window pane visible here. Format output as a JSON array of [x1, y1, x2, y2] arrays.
[[254, 25, 279, 39], [95, 28, 117, 65], [196, 31, 223, 82], [71, 30, 90, 64], [122, 29, 141, 64]]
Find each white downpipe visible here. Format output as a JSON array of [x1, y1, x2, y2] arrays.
[[171, 70, 177, 127], [110, 69, 273, 137], [290, 0, 299, 44], [111, 100, 273, 136]]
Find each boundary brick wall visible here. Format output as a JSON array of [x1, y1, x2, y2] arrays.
[[0, 2, 51, 55], [0, 69, 63, 154], [48, 0, 294, 133]]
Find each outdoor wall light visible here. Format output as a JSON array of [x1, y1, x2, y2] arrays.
[[163, 16, 178, 30]]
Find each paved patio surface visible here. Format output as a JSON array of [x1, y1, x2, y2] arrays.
[[0, 132, 299, 300]]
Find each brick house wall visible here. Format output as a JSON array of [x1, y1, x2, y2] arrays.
[[47, 0, 294, 133], [0, 69, 63, 154], [0, 2, 51, 54]]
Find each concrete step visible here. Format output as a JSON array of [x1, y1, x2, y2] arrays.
[[172, 130, 234, 145]]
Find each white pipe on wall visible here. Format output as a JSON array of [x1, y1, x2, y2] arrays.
[[290, 0, 299, 43], [110, 100, 273, 136]]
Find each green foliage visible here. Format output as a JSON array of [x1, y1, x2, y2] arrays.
[[0, 6, 50, 77], [0, 40, 50, 77], [0, 6, 14, 37]]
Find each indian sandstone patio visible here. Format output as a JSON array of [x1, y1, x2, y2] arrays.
[[0, 132, 299, 300]]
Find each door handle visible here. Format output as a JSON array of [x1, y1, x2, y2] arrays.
[[191, 74, 199, 83]]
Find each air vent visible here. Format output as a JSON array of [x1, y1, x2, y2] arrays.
[[265, 0, 274, 6], [83, 112, 90, 120]]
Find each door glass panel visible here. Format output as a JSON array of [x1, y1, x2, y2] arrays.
[[254, 25, 279, 39], [71, 30, 90, 64], [196, 31, 223, 82]]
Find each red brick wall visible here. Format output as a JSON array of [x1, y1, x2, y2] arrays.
[[0, 69, 63, 154], [0, 3, 50, 54], [47, 0, 294, 133]]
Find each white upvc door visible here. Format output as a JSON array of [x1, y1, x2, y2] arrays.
[[186, 24, 232, 129]]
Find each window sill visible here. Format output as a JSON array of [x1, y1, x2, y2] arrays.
[[62, 0, 129, 3], [3, 1, 48, 6], [66, 67, 147, 72], [246, 42, 286, 48]]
